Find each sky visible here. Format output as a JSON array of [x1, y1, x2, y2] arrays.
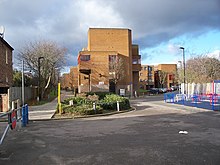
[[0, 0, 220, 73]]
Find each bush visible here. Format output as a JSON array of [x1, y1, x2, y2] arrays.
[[62, 97, 88, 105], [86, 92, 113, 100], [99, 94, 130, 110], [63, 104, 103, 115]]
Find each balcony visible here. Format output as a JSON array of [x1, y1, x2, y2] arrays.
[[132, 64, 141, 71], [132, 55, 141, 71]]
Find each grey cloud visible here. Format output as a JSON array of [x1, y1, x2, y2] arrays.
[[0, 0, 220, 68]]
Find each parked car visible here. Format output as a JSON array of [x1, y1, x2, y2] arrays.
[[167, 88, 173, 92], [159, 88, 167, 93], [171, 86, 179, 91], [149, 88, 160, 95]]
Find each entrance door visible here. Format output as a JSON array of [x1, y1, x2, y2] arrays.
[[109, 80, 116, 93]]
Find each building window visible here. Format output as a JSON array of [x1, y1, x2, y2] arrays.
[[5, 49, 8, 64], [109, 55, 117, 62], [133, 58, 141, 64], [169, 74, 173, 80], [132, 59, 137, 64], [109, 55, 117, 70], [80, 55, 90, 61]]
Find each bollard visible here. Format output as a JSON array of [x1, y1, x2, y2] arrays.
[[22, 105, 26, 127], [117, 101, 120, 111], [11, 101, 15, 110], [25, 104, 29, 124], [69, 100, 73, 106], [212, 95, 214, 111], [93, 102, 96, 113]]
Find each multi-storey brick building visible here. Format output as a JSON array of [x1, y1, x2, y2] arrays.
[[60, 73, 70, 89], [60, 66, 78, 91], [77, 28, 141, 96], [139, 65, 155, 90], [154, 64, 177, 88], [0, 37, 13, 111]]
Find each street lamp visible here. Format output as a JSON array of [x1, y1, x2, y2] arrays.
[[38, 56, 44, 101], [179, 47, 185, 94]]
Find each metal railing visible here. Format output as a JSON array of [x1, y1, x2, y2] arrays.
[[0, 104, 29, 145]]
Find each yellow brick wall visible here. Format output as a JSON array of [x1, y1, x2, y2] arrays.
[[139, 65, 155, 89], [69, 66, 78, 88], [157, 64, 177, 88], [77, 28, 140, 95], [157, 64, 177, 73], [88, 28, 133, 85], [78, 51, 113, 92]]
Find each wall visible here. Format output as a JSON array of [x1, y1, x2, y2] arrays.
[[0, 94, 8, 112], [9, 87, 37, 106], [157, 64, 177, 88], [0, 37, 13, 88], [139, 65, 155, 89], [87, 28, 132, 86]]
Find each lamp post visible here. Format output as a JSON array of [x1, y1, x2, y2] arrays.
[[38, 56, 44, 101], [179, 47, 185, 94], [22, 60, 25, 105]]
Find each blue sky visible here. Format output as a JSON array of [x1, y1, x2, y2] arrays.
[[0, 0, 220, 74], [140, 30, 220, 65]]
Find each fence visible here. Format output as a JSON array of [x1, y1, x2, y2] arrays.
[[164, 93, 220, 111], [180, 81, 220, 97], [9, 87, 38, 104]]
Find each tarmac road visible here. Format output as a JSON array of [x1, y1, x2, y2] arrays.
[[0, 96, 220, 165]]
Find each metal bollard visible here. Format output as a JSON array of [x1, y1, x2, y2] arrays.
[[25, 104, 29, 124], [22, 105, 26, 127]]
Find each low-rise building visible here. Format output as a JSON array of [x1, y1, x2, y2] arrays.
[[0, 37, 13, 111], [154, 64, 177, 88], [139, 65, 155, 90], [77, 28, 141, 96]]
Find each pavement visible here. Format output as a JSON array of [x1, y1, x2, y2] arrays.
[[28, 98, 58, 120], [28, 90, 75, 120]]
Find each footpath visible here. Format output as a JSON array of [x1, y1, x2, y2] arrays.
[[28, 90, 75, 120], [28, 98, 58, 120]]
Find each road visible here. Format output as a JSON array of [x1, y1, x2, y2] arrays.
[[0, 95, 220, 165]]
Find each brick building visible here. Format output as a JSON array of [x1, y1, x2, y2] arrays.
[[139, 65, 155, 90], [60, 66, 78, 91], [154, 64, 177, 88], [60, 73, 70, 89], [0, 37, 13, 111], [77, 28, 141, 96]]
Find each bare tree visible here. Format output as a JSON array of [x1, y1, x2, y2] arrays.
[[109, 55, 126, 88], [183, 55, 220, 83], [158, 70, 167, 88], [18, 40, 67, 98]]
